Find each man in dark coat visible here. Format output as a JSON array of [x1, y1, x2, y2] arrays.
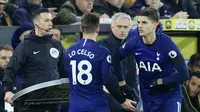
[[98, 12, 138, 112]]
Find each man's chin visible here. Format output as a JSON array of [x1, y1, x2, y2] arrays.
[[118, 36, 126, 39], [190, 93, 197, 98]]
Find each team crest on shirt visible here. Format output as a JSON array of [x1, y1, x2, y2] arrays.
[[168, 50, 177, 58], [107, 55, 111, 63], [50, 48, 59, 58]]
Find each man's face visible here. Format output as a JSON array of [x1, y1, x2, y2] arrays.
[[0, 50, 13, 69], [111, 18, 131, 40], [76, 0, 94, 13], [108, 0, 124, 8], [34, 12, 53, 34], [189, 61, 200, 73], [137, 16, 157, 37], [187, 76, 200, 97], [51, 29, 61, 41]]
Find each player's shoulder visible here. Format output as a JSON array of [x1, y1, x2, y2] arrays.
[[65, 41, 79, 53], [159, 33, 175, 45], [126, 35, 140, 44], [98, 43, 110, 54], [122, 36, 140, 49], [160, 33, 172, 42]]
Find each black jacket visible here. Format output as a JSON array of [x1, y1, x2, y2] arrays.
[[98, 33, 139, 101], [3, 31, 67, 92]]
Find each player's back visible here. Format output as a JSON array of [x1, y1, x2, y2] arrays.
[[65, 38, 110, 112]]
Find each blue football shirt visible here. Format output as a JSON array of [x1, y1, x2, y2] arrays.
[[65, 38, 112, 112], [120, 33, 183, 101]]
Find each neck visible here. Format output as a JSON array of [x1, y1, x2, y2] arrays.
[[35, 28, 43, 37], [83, 33, 97, 41], [34, 28, 50, 37], [142, 32, 156, 44]]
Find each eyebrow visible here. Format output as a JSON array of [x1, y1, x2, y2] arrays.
[[137, 21, 147, 24]]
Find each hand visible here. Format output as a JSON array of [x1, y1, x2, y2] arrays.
[[4, 91, 14, 104], [100, 13, 110, 19], [150, 79, 173, 94], [48, 7, 57, 19], [120, 84, 134, 99], [172, 11, 189, 19], [121, 99, 137, 112]]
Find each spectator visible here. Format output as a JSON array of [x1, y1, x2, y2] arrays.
[[164, 0, 200, 18], [11, 21, 34, 50], [181, 71, 200, 112], [0, 45, 13, 112], [188, 53, 200, 74], [0, 0, 12, 26], [98, 12, 138, 112], [93, 0, 135, 18], [51, 26, 63, 41], [54, 0, 94, 25], [132, 0, 189, 19], [3, 0, 19, 21], [3, 8, 67, 111], [12, 0, 42, 25]]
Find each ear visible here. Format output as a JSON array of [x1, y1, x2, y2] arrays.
[[110, 24, 115, 32], [154, 22, 159, 29], [33, 20, 37, 27], [110, 24, 112, 29], [96, 26, 99, 33]]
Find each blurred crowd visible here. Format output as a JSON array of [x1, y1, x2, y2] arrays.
[[0, 0, 200, 26]]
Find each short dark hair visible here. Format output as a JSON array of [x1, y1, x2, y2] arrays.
[[188, 53, 200, 66], [0, 45, 13, 52], [32, 8, 50, 21], [190, 71, 200, 79], [81, 13, 99, 34], [139, 7, 160, 23]]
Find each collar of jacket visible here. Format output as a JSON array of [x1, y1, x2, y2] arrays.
[[109, 33, 124, 46], [25, 30, 52, 42]]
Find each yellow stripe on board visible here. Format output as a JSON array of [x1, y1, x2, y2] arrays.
[[172, 36, 197, 59]]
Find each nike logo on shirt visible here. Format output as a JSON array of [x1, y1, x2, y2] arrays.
[[33, 51, 40, 54]]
